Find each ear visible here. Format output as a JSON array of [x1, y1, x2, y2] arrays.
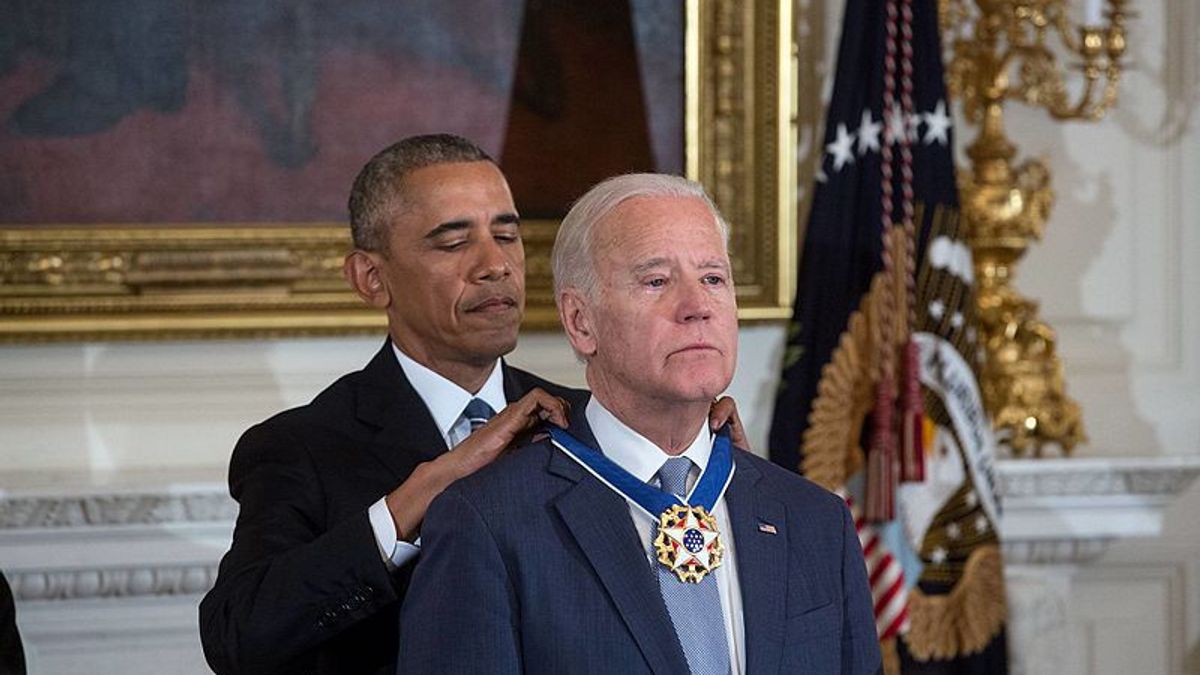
[[344, 250, 391, 309], [558, 288, 597, 358]]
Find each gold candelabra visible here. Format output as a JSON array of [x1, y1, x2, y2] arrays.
[[941, 0, 1128, 455]]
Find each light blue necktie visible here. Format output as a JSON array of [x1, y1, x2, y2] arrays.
[[462, 398, 495, 433], [653, 457, 731, 675]]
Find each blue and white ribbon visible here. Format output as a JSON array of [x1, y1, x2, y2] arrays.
[[548, 426, 735, 518]]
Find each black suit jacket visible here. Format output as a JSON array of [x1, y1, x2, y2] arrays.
[[0, 570, 26, 675], [199, 341, 580, 674]]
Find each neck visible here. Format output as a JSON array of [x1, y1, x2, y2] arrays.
[[430, 360, 495, 394], [588, 375, 708, 456], [391, 337, 496, 394]]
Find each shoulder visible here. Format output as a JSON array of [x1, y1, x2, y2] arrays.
[[228, 368, 367, 473], [450, 440, 559, 502], [431, 440, 568, 534], [734, 450, 847, 519]]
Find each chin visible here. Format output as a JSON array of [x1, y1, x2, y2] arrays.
[[666, 379, 732, 404], [665, 362, 732, 394], [472, 331, 519, 361]]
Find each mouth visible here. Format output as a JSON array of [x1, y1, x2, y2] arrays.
[[669, 343, 721, 357], [464, 295, 519, 314]]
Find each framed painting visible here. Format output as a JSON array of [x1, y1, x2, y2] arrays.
[[0, 0, 813, 341]]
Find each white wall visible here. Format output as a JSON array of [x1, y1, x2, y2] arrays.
[[0, 326, 788, 476]]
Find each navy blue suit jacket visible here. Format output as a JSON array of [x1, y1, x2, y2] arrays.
[[398, 401, 882, 674]]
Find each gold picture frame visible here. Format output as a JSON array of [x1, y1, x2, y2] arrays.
[[0, 0, 805, 342]]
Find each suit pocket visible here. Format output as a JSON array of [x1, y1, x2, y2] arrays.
[[785, 600, 841, 641], [781, 601, 843, 673]]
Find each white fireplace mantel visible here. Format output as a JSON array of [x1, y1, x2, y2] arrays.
[[996, 455, 1200, 564]]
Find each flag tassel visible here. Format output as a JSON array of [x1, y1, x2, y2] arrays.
[[900, 338, 926, 482], [865, 376, 897, 522]]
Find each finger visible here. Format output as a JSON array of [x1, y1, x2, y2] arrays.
[[710, 396, 751, 450], [536, 396, 570, 428], [512, 389, 570, 428], [709, 396, 736, 429], [488, 390, 562, 436]]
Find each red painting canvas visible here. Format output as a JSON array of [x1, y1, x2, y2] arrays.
[[0, 0, 684, 225]]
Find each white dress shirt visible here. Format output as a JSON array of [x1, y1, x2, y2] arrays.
[[585, 398, 746, 675], [365, 343, 507, 570]]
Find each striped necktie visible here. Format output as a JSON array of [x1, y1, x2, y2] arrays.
[[653, 457, 731, 675], [462, 398, 495, 434]]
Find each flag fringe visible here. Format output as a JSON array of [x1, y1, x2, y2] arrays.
[[903, 544, 1007, 661], [880, 637, 901, 675]]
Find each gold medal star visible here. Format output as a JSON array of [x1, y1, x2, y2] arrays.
[[654, 505, 725, 583], [662, 509, 719, 569]]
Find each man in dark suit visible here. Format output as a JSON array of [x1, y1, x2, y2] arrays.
[[198, 134, 578, 674], [1, 570, 26, 675], [398, 173, 882, 674]]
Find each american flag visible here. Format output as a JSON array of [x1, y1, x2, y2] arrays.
[[848, 498, 909, 640]]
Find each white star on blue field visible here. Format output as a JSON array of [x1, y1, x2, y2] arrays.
[[817, 100, 952, 183]]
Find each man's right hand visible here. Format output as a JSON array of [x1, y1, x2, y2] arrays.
[[438, 388, 571, 477], [385, 388, 569, 541]]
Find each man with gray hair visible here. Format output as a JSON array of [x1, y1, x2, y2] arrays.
[[398, 173, 881, 674]]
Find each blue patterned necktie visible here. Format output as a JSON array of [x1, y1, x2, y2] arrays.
[[653, 457, 731, 675], [462, 398, 495, 434]]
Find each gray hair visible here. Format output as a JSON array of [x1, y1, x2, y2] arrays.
[[348, 134, 494, 251], [551, 173, 730, 301]]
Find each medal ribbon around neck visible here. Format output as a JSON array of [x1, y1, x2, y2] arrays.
[[548, 426, 735, 583]]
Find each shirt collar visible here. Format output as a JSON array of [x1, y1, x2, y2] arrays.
[[585, 397, 713, 485], [391, 342, 507, 440]]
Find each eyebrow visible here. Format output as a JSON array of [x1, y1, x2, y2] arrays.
[[631, 257, 670, 276], [631, 257, 729, 274], [423, 212, 520, 239], [698, 259, 731, 272]]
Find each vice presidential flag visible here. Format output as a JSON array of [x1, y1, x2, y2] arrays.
[[768, 0, 1008, 671]]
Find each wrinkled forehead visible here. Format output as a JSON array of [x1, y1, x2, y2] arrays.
[[591, 195, 728, 265]]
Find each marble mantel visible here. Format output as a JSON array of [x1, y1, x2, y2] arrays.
[[997, 456, 1200, 565], [1, 456, 1197, 673]]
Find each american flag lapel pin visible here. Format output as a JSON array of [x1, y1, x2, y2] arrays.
[[758, 522, 777, 535]]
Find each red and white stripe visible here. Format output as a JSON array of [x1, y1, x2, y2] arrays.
[[847, 497, 910, 640]]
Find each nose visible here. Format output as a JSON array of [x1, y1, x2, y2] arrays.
[[675, 279, 713, 323], [472, 235, 512, 282]]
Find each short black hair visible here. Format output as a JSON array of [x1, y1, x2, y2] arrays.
[[347, 134, 494, 251]]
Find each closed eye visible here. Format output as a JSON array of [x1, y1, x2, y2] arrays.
[[492, 219, 521, 244]]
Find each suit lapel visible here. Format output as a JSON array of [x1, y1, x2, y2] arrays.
[[548, 411, 691, 675], [354, 342, 448, 478], [355, 351, 555, 482], [500, 359, 527, 403], [725, 453, 788, 674]]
